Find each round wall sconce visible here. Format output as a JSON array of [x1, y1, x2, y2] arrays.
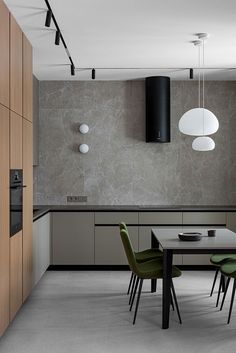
[[79, 144, 89, 154], [79, 123, 89, 134]]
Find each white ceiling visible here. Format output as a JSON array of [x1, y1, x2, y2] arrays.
[[4, 0, 236, 80]]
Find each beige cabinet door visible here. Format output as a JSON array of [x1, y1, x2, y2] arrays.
[[139, 226, 182, 265], [10, 15, 22, 115], [10, 231, 23, 321], [33, 213, 51, 286], [52, 212, 94, 265], [0, 0, 10, 108], [227, 212, 236, 232], [95, 226, 138, 265], [182, 212, 226, 225], [22, 119, 33, 301], [0, 104, 10, 336], [139, 212, 182, 225]]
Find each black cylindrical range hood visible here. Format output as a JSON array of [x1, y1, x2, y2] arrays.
[[145, 76, 170, 142]]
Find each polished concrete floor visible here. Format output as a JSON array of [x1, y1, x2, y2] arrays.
[[0, 271, 236, 353]]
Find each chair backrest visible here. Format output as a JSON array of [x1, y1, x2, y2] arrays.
[[120, 228, 138, 274], [119, 222, 128, 233]]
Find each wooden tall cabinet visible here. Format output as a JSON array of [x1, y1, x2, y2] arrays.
[[0, 105, 10, 336], [10, 14, 22, 116], [0, 0, 9, 108], [23, 119, 33, 301], [0, 2, 33, 336]]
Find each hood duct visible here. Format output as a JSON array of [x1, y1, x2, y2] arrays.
[[145, 76, 170, 143]]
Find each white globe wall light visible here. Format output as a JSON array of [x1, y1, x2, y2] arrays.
[[79, 144, 89, 154], [79, 123, 89, 134], [192, 136, 215, 151]]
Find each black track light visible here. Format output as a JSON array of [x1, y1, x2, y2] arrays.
[[189, 68, 194, 79], [55, 30, 60, 45], [45, 9, 52, 27], [92, 68, 96, 80], [71, 64, 75, 76]]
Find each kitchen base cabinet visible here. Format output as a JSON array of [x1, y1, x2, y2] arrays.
[[10, 231, 23, 321], [95, 226, 138, 265], [33, 213, 51, 286], [52, 212, 94, 265]]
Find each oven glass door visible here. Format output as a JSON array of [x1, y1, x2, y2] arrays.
[[10, 170, 23, 237]]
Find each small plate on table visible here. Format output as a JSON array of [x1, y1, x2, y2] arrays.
[[178, 232, 202, 241]]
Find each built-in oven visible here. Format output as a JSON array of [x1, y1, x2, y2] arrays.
[[10, 169, 25, 237]]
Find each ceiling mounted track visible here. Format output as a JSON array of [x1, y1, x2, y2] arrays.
[[44, 0, 76, 76]]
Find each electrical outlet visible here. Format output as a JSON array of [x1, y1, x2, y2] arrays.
[[67, 196, 87, 203]]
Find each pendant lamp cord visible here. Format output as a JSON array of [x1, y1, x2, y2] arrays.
[[202, 39, 205, 135], [198, 44, 201, 109]]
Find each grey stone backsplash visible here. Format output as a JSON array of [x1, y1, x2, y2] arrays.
[[34, 80, 236, 205]]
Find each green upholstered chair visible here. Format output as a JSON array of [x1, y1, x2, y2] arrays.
[[219, 260, 236, 324], [120, 228, 182, 325], [119, 222, 163, 299], [210, 254, 236, 307]]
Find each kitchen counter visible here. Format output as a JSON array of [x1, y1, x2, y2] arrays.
[[33, 205, 236, 222]]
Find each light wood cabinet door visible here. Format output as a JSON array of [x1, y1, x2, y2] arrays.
[[52, 212, 95, 265], [0, 105, 10, 336], [22, 119, 33, 301], [95, 226, 139, 265], [10, 15, 22, 115], [10, 231, 22, 321], [10, 111, 22, 169], [23, 34, 32, 122], [0, 0, 10, 108]]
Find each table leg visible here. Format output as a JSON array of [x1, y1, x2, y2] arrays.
[[162, 249, 173, 329], [151, 231, 159, 293]]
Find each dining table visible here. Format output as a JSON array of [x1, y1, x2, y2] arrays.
[[151, 227, 236, 329]]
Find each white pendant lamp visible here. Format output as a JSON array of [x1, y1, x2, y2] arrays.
[[179, 108, 219, 136], [178, 34, 219, 143], [192, 136, 215, 151]]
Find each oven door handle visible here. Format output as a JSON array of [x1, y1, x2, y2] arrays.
[[10, 185, 27, 189]]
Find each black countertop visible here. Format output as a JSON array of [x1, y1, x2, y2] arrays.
[[33, 205, 236, 222]]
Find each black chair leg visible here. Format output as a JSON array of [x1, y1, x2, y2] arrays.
[[216, 274, 223, 307], [171, 280, 182, 324], [127, 272, 134, 295], [220, 277, 230, 311], [129, 274, 137, 305], [210, 268, 219, 297], [227, 278, 236, 324], [222, 276, 226, 292], [130, 277, 139, 311], [170, 292, 175, 311], [133, 279, 143, 325]]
